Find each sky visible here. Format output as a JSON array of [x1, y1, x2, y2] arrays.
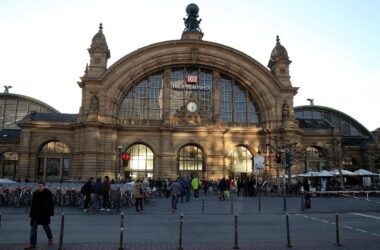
[[0, 0, 379, 131]]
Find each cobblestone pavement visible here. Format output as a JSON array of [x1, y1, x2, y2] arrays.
[[1, 194, 379, 249], [2, 239, 380, 250]]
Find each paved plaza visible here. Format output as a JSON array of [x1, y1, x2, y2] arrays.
[[1, 193, 380, 249]]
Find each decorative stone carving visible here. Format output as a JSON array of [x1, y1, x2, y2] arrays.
[[183, 3, 202, 32], [89, 95, 99, 113], [191, 47, 199, 64], [282, 100, 290, 121]]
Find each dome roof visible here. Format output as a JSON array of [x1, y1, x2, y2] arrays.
[[295, 105, 372, 139], [89, 23, 110, 55], [0, 92, 59, 130], [268, 35, 289, 67]]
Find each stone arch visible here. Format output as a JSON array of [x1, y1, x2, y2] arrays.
[[174, 141, 206, 156], [121, 138, 158, 157], [33, 136, 72, 154], [96, 40, 290, 125]]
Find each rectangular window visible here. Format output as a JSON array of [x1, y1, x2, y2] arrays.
[[63, 158, 69, 177], [37, 158, 44, 177]]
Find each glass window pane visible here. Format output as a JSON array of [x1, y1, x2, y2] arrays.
[[119, 72, 163, 120], [178, 145, 203, 171], [230, 146, 252, 173]]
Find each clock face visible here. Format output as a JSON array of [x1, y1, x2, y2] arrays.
[[186, 101, 198, 112]]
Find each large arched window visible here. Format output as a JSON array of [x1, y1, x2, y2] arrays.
[[229, 146, 253, 175], [119, 72, 164, 120], [125, 144, 154, 179], [220, 75, 260, 124], [0, 151, 18, 179], [38, 141, 70, 181], [177, 145, 204, 175]]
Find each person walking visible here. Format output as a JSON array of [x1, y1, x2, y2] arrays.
[[24, 181, 54, 250], [81, 177, 94, 212], [134, 179, 144, 212], [168, 178, 183, 213], [218, 178, 227, 200], [184, 177, 191, 201], [191, 175, 201, 200], [102, 176, 111, 211], [178, 176, 186, 202], [303, 178, 311, 209], [92, 177, 103, 211]]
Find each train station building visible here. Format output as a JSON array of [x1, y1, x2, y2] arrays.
[[1, 4, 379, 182]]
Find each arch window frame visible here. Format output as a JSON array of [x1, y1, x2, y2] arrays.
[[0, 151, 18, 179], [125, 144, 154, 179], [177, 145, 204, 174], [37, 141, 71, 181], [228, 146, 253, 175]]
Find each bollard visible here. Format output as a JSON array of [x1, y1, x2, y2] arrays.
[[178, 213, 184, 250], [0, 211, 2, 228], [286, 213, 292, 248], [230, 192, 234, 214], [58, 212, 65, 250], [258, 190, 261, 213], [335, 213, 341, 246], [119, 212, 124, 250], [233, 213, 240, 249], [301, 193, 304, 211], [202, 197, 205, 214], [116, 186, 121, 212], [366, 192, 369, 201], [61, 197, 64, 213]]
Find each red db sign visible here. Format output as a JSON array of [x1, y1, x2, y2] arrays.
[[187, 75, 197, 83]]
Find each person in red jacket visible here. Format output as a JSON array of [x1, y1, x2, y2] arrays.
[[25, 181, 54, 249]]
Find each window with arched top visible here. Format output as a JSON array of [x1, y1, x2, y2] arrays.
[[38, 141, 71, 181], [125, 144, 154, 179], [177, 145, 204, 175], [0, 151, 18, 179], [229, 146, 253, 175], [117, 68, 261, 126]]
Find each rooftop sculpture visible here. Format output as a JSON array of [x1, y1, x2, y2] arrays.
[[183, 3, 202, 32]]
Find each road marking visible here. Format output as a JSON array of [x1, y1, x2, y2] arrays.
[[355, 228, 367, 233], [297, 213, 380, 237], [350, 213, 380, 220]]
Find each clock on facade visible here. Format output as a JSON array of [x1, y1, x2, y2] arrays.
[[186, 101, 198, 112]]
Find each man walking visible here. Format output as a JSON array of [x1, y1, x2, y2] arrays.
[[191, 175, 201, 200], [25, 181, 54, 249], [168, 178, 183, 213], [81, 177, 93, 212]]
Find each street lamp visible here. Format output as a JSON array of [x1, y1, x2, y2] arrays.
[[117, 145, 123, 212]]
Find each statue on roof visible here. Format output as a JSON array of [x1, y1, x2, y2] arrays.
[[4, 85, 12, 93], [183, 3, 202, 32]]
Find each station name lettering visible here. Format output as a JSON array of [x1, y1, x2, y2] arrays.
[[171, 82, 211, 91]]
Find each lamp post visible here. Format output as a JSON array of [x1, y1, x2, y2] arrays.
[[117, 145, 123, 212]]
